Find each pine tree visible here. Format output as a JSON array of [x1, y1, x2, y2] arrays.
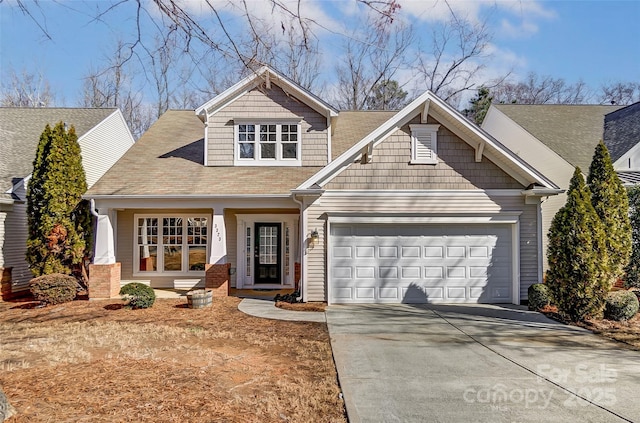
[[546, 167, 609, 321], [587, 141, 632, 286], [463, 87, 493, 125], [26, 122, 92, 280]]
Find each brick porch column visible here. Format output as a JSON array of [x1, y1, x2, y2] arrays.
[[205, 263, 230, 297], [89, 263, 121, 299], [1, 267, 13, 300]]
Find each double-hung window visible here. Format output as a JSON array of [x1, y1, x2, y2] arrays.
[[136, 215, 209, 274], [235, 121, 301, 165]]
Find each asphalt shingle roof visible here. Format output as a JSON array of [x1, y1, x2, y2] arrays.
[[0, 108, 116, 194], [604, 102, 640, 162], [87, 110, 396, 196], [331, 111, 397, 159], [494, 104, 622, 171]]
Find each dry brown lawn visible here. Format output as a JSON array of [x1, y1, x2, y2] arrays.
[[0, 297, 346, 422]]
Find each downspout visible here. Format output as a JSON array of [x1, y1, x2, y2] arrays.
[[292, 194, 306, 302], [90, 199, 99, 218]]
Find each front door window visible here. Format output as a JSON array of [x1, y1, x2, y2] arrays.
[[255, 223, 281, 284]]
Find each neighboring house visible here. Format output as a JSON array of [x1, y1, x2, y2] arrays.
[[86, 67, 560, 305], [482, 103, 639, 270], [604, 102, 640, 185], [0, 108, 135, 296]]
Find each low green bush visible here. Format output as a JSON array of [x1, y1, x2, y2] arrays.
[[29, 273, 77, 305], [527, 283, 552, 311], [604, 291, 639, 321], [119, 282, 156, 309]]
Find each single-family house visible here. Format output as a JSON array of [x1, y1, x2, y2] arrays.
[[86, 67, 560, 305], [482, 103, 639, 270], [0, 108, 135, 297]]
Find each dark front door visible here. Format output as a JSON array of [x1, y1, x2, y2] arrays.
[[254, 223, 281, 284]]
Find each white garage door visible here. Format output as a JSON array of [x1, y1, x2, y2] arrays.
[[329, 224, 513, 304]]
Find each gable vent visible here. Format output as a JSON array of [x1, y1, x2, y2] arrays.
[[410, 124, 440, 164]]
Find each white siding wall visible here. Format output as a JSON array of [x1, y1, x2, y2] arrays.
[[2, 200, 31, 291], [482, 107, 573, 271], [79, 110, 135, 188], [304, 193, 539, 302]]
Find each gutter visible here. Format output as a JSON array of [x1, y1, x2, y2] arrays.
[[83, 193, 293, 201]]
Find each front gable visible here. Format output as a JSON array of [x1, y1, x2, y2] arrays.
[[326, 115, 523, 190], [197, 67, 337, 168], [300, 91, 558, 193]]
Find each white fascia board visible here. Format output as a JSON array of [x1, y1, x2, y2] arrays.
[[298, 91, 433, 189], [195, 66, 267, 116], [89, 195, 298, 212], [521, 188, 564, 197], [85, 194, 292, 200]]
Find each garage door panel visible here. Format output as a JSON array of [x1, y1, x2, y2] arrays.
[[329, 223, 513, 304]]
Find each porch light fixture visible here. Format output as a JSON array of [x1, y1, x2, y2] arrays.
[[310, 229, 319, 246]]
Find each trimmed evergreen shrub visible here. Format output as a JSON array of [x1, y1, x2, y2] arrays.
[[527, 284, 552, 311], [119, 283, 156, 309], [546, 167, 609, 321], [588, 142, 632, 286], [29, 273, 77, 305], [604, 291, 639, 321]]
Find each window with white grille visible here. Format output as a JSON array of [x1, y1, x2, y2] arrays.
[[410, 124, 440, 164]]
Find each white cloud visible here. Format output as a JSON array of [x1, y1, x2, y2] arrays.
[[500, 18, 539, 37]]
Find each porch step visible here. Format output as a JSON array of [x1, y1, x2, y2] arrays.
[[173, 279, 204, 290]]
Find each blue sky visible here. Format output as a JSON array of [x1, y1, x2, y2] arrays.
[[0, 0, 638, 107]]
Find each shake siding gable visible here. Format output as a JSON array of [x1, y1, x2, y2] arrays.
[[326, 118, 523, 190], [205, 84, 328, 167]]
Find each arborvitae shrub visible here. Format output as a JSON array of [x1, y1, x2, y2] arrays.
[[588, 142, 632, 286], [625, 186, 640, 288], [604, 291, 639, 321], [527, 284, 552, 311], [546, 167, 609, 321], [29, 273, 77, 305], [119, 283, 156, 309]]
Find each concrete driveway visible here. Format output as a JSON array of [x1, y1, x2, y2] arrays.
[[326, 304, 640, 423]]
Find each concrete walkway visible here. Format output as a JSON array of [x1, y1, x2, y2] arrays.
[[238, 298, 326, 323], [327, 304, 640, 423]]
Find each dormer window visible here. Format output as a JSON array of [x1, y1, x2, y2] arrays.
[[410, 124, 440, 165], [235, 121, 301, 166]]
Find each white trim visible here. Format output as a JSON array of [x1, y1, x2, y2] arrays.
[[536, 199, 544, 284], [326, 217, 332, 305], [326, 111, 332, 164], [321, 189, 528, 197], [234, 214, 298, 289], [324, 212, 522, 225], [233, 121, 302, 166], [204, 119, 209, 166], [512, 220, 521, 305], [614, 140, 640, 171], [132, 213, 211, 277]]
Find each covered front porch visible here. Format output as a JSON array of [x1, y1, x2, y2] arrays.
[[87, 196, 306, 299]]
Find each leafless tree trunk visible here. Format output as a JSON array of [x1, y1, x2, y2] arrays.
[[334, 18, 414, 110], [412, 11, 497, 106], [0, 68, 55, 107]]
